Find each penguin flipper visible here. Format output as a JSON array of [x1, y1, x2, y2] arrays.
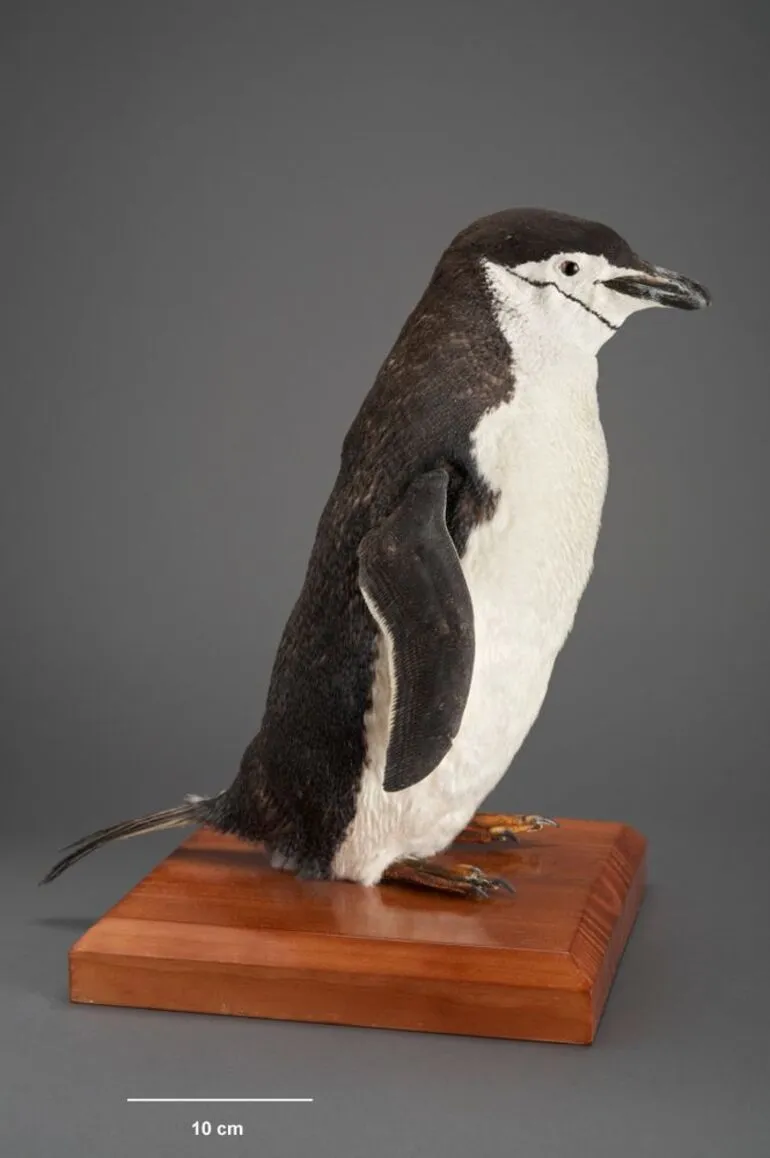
[[358, 468, 475, 792]]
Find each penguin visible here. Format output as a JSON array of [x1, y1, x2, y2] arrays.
[[42, 208, 710, 898]]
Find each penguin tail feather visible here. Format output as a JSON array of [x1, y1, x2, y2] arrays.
[[39, 791, 224, 885]]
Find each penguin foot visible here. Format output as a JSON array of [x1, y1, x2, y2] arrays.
[[380, 857, 514, 900], [455, 812, 558, 844]]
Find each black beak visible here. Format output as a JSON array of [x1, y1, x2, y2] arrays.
[[603, 264, 711, 310]]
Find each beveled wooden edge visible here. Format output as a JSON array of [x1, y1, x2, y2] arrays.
[[70, 916, 587, 990], [568, 824, 647, 1032]]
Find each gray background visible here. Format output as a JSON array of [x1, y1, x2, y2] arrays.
[[2, 0, 768, 1154]]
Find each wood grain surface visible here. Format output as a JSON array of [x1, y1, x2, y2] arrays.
[[69, 818, 646, 1044]]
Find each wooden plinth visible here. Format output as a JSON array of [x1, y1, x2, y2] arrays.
[[69, 819, 646, 1045]]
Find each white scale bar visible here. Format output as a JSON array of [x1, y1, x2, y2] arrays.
[[127, 1098, 313, 1103]]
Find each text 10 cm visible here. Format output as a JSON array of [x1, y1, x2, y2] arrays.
[[192, 1121, 244, 1137]]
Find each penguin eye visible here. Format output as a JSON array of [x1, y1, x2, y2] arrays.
[[559, 260, 580, 277]]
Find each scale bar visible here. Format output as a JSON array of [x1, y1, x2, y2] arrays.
[[127, 1098, 313, 1104]]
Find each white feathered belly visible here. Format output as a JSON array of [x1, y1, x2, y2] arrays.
[[332, 360, 609, 885]]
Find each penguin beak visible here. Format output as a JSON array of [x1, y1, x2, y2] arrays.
[[602, 264, 711, 310]]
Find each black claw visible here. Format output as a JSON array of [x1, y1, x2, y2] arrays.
[[469, 883, 492, 899], [466, 872, 515, 898]]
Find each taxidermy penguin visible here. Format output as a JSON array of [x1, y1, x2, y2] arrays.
[[42, 208, 710, 898]]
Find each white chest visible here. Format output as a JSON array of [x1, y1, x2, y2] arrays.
[[332, 340, 609, 885]]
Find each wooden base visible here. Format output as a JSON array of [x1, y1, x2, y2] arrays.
[[69, 819, 646, 1045]]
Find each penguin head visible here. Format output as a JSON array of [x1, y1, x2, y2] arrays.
[[446, 208, 710, 354]]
